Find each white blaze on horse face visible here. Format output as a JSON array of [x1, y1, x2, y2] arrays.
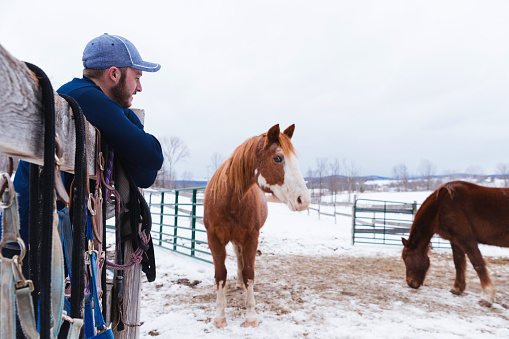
[[258, 152, 310, 212]]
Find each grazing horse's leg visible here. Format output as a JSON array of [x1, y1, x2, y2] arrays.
[[450, 243, 467, 296], [462, 240, 495, 307], [208, 233, 229, 328], [241, 234, 259, 327], [232, 243, 245, 289]]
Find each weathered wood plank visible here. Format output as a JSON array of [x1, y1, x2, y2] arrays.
[[0, 43, 97, 175]]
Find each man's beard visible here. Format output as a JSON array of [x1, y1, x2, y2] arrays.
[[110, 69, 132, 108]]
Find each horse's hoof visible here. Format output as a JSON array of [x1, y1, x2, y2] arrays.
[[450, 288, 462, 296], [244, 318, 259, 328], [236, 282, 245, 290], [479, 299, 493, 307], [213, 318, 228, 328]]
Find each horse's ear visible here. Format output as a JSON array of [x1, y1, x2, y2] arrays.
[[283, 124, 295, 139], [402, 238, 409, 247], [267, 124, 280, 144]]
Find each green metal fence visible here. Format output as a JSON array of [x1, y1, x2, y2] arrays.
[[144, 186, 212, 264], [353, 198, 450, 248]]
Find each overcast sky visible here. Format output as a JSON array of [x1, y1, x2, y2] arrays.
[[2, 0, 509, 180]]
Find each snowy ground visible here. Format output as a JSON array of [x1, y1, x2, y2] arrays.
[[136, 191, 509, 338]]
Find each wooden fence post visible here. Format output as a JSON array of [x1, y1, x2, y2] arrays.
[[112, 109, 145, 339]]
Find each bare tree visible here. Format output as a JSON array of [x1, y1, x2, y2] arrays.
[[343, 159, 360, 202], [497, 163, 509, 187], [418, 159, 436, 191], [392, 163, 409, 192], [306, 168, 316, 198], [155, 136, 189, 188], [210, 152, 226, 175], [315, 158, 328, 202], [328, 158, 342, 203]]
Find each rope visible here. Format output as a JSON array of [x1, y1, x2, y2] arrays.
[[105, 230, 151, 270]]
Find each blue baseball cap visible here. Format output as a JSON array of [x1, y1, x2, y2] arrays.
[[82, 33, 161, 72]]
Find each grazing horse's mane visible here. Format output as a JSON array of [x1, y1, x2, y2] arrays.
[[435, 181, 457, 199], [207, 132, 296, 202], [407, 180, 461, 245]]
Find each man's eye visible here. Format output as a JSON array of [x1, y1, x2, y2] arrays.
[[273, 156, 282, 163]]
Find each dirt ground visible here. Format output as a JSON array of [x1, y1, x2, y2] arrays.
[[157, 250, 509, 324]]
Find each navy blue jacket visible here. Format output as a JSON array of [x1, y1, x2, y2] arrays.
[[57, 77, 163, 187], [10, 77, 164, 242]]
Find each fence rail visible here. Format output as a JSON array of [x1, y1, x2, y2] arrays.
[[352, 198, 450, 248], [307, 203, 353, 223]]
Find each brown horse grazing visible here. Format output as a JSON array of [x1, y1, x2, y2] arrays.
[[203, 124, 310, 328], [402, 180, 509, 307]]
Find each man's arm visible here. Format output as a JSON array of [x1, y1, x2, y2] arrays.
[[68, 88, 163, 187]]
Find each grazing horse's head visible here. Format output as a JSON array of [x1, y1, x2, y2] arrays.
[[401, 238, 430, 289], [255, 124, 310, 212]]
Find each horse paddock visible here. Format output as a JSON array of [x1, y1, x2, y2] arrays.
[[139, 248, 509, 338]]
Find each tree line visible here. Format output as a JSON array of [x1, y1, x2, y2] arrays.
[[306, 157, 509, 203], [148, 136, 509, 192]]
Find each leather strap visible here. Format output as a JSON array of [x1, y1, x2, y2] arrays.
[[13, 277, 38, 339], [0, 257, 16, 339]]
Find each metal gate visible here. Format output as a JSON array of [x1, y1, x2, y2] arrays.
[[352, 198, 450, 248], [144, 187, 212, 264]]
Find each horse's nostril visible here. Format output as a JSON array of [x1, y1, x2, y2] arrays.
[[297, 196, 302, 204]]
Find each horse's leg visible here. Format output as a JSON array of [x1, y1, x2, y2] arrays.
[[208, 233, 228, 328], [462, 240, 495, 307], [241, 235, 259, 327], [232, 243, 244, 289], [450, 243, 467, 296]]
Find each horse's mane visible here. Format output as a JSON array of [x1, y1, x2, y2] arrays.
[[407, 181, 466, 250], [435, 181, 463, 199], [207, 132, 296, 201]]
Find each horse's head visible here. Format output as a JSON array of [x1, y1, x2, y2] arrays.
[[401, 238, 430, 289], [255, 124, 310, 212]]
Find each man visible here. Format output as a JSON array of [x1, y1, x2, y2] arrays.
[[13, 33, 164, 244]]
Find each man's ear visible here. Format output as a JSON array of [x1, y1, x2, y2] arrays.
[[107, 66, 120, 83]]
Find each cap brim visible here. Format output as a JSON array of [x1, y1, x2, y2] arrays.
[[131, 61, 161, 72]]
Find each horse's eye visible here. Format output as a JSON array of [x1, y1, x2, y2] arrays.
[[273, 156, 283, 163]]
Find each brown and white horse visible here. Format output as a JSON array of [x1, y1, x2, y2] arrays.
[[402, 180, 509, 307], [203, 124, 310, 328]]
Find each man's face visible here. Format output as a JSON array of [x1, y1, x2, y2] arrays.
[[110, 67, 143, 108]]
